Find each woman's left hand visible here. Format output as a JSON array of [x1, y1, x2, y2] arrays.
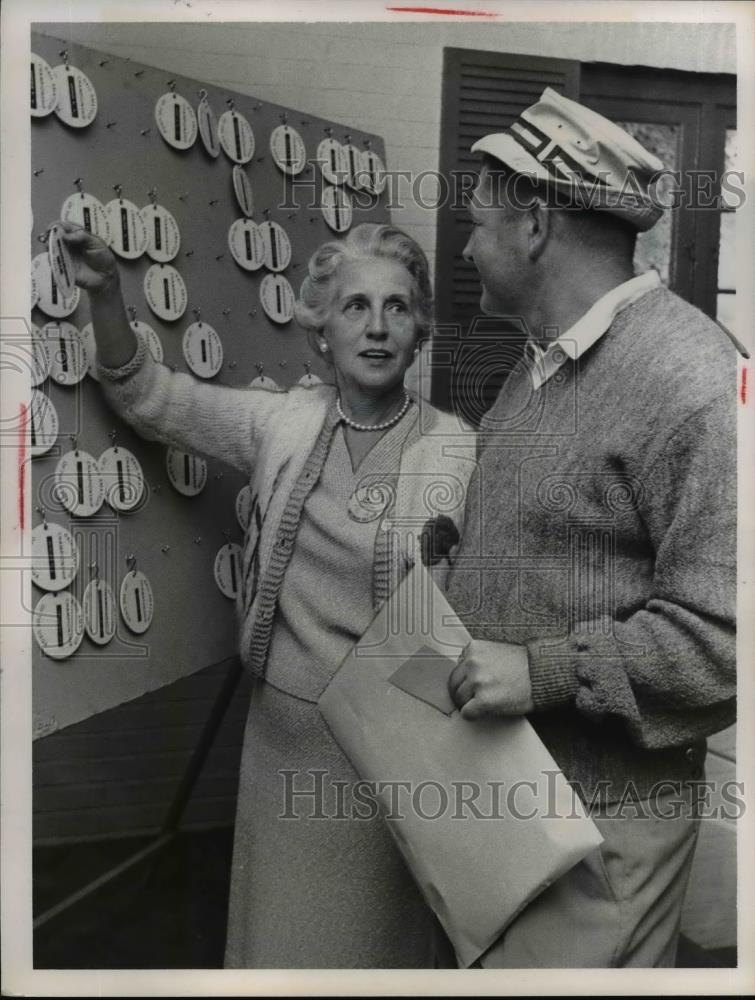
[[448, 639, 534, 719]]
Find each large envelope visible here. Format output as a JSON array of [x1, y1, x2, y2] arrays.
[[318, 563, 603, 968]]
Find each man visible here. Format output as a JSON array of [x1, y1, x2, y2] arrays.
[[444, 88, 737, 967]]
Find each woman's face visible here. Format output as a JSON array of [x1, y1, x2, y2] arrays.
[[320, 257, 421, 398]]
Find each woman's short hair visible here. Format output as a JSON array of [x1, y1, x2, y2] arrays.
[[294, 224, 434, 358]]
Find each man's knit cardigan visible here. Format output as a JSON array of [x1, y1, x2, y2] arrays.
[[99, 340, 476, 683], [445, 287, 737, 802]]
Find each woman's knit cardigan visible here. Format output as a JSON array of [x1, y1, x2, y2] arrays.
[[99, 339, 477, 680]]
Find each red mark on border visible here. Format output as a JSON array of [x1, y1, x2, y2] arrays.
[[740, 367, 748, 405], [18, 403, 28, 529], [386, 6, 498, 15]]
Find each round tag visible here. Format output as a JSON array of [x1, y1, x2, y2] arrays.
[[259, 274, 295, 325], [99, 445, 145, 512], [54, 449, 105, 517], [298, 370, 323, 387], [79, 322, 100, 380], [259, 221, 291, 273], [155, 91, 198, 151], [359, 149, 387, 195], [52, 63, 97, 128], [32, 253, 80, 318], [232, 165, 254, 217], [218, 109, 255, 164], [43, 322, 88, 386], [33, 592, 84, 659], [214, 543, 244, 600], [83, 579, 117, 645], [131, 319, 164, 363], [343, 143, 365, 190], [61, 191, 112, 244], [228, 219, 264, 271], [31, 325, 50, 387], [249, 373, 279, 390], [30, 389, 59, 457], [235, 484, 253, 531], [270, 124, 307, 175], [317, 137, 348, 185], [166, 448, 207, 496], [321, 186, 353, 233], [48, 224, 76, 299], [105, 198, 147, 260], [120, 568, 154, 634], [31, 521, 79, 592], [182, 322, 223, 379], [197, 96, 220, 158], [140, 202, 181, 263], [347, 481, 396, 523], [143, 264, 188, 322], [31, 53, 58, 117]]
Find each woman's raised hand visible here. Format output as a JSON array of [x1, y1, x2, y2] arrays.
[[57, 220, 121, 294]]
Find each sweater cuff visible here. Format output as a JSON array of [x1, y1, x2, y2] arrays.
[[96, 336, 148, 382], [525, 634, 580, 711]]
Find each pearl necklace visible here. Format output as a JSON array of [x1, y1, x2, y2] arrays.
[[336, 392, 412, 432]]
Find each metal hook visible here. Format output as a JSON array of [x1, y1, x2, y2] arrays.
[[167, 79, 177, 93], [364, 138, 372, 148], [98, 58, 109, 67], [134, 69, 145, 78], [148, 187, 158, 205], [90, 560, 99, 579], [214, 471, 224, 481], [222, 307, 231, 316], [303, 360, 312, 374], [69, 434, 79, 454], [222, 528, 232, 546], [192, 307, 202, 324], [74, 177, 84, 194], [229, 360, 237, 369], [140, 128, 151, 136], [198, 88, 208, 101], [255, 362, 264, 376], [345, 134, 352, 143], [105, 121, 117, 130], [126, 553, 137, 575], [280, 112, 288, 125], [127, 304, 137, 321], [59, 50, 69, 68], [37, 230, 51, 244], [35, 505, 48, 529], [279, 360, 287, 369], [161, 545, 170, 554], [253, 101, 262, 111], [325, 126, 333, 137], [226, 97, 235, 110], [113, 183, 123, 200], [33, 168, 44, 177], [108, 429, 118, 450]]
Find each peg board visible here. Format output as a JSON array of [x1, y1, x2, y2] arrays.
[[30, 32, 391, 736]]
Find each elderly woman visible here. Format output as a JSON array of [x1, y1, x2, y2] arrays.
[[60, 220, 474, 968]]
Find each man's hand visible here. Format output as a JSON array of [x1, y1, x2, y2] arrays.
[[58, 220, 120, 294], [448, 639, 534, 720]]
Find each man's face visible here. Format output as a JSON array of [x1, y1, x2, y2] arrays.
[[462, 165, 528, 317]]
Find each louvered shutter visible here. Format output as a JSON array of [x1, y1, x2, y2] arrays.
[[432, 50, 580, 419]]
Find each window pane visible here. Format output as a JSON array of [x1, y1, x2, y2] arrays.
[[718, 211, 736, 291], [616, 121, 681, 285], [722, 128, 740, 209], [716, 292, 736, 333]]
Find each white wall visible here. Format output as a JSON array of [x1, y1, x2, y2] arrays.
[[36, 20, 736, 275]]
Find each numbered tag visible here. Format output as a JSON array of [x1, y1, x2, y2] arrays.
[[120, 569, 154, 634], [155, 91, 198, 151], [140, 202, 181, 263], [131, 319, 164, 363], [99, 445, 145, 512], [31, 325, 50, 387], [32, 521, 79, 592], [105, 198, 147, 260], [317, 137, 348, 185], [298, 370, 323, 387], [321, 185, 353, 233], [43, 322, 88, 386], [232, 165, 254, 217], [32, 263, 39, 310], [228, 219, 265, 271], [259, 274, 295, 325], [235, 484, 253, 531], [54, 449, 105, 517], [61, 191, 112, 244], [249, 373, 279, 390], [182, 322, 223, 379], [32, 253, 80, 318], [270, 124, 307, 175], [30, 389, 59, 457], [343, 143, 365, 190], [259, 221, 291, 273], [166, 448, 207, 496], [52, 63, 97, 128], [197, 95, 220, 158], [214, 542, 244, 600], [33, 592, 84, 659], [218, 109, 255, 164], [143, 264, 188, 321], [83, 579, 117, 645], [31, 53, 58, 117], [79, 322, 100, 381], [359, 149, 387, 195], [48, 224, 76, 299]]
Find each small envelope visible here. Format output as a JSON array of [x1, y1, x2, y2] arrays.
[[388, 646, 457, 715]]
